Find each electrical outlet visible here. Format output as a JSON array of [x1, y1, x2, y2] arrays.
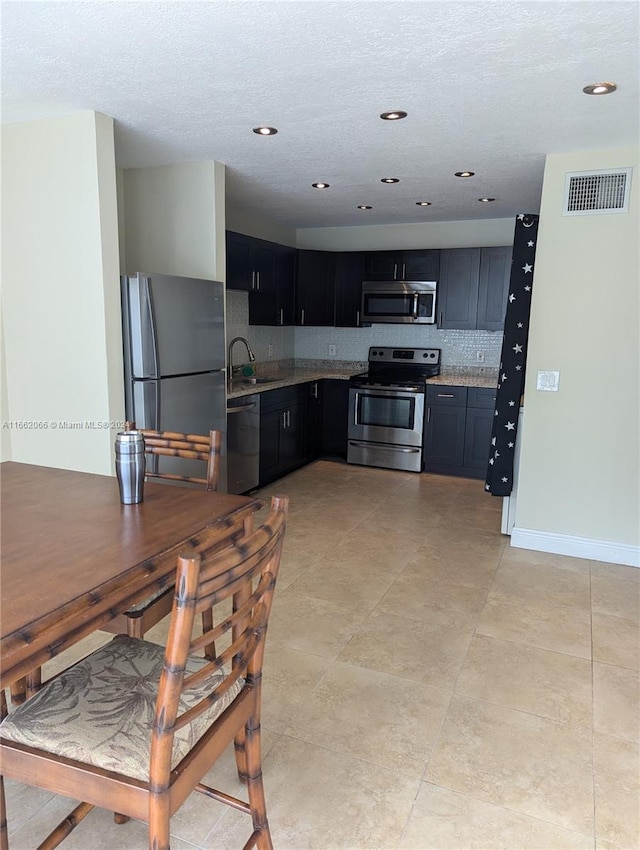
[[476, 350, 485, 362], [267, 343, 273, 357], [328, 344, 337, 356]]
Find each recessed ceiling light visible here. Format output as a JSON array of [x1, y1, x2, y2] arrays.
[[478, 197, 496, 203], [455, 171, 475, 178], [381, 177, 400, 184], [582, 82, 617, 95], [380, 111, 407, 120], [312, 182, 330, 189], [416, 201, 432, 206], [357, 205, 372, 210], [252, 126, 278, 135]]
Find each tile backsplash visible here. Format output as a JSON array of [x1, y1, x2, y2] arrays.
[[226, 290, 502, 369]]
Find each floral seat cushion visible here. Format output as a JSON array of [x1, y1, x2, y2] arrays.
[[0, 635, 242, 781]]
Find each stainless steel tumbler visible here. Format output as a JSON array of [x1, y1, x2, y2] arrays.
[[115, 429, 145, 504]]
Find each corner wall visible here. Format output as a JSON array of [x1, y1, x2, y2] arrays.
[[514, 147, 639, 566], [123, 162, 222, 279], [1, 112, 123, 474]]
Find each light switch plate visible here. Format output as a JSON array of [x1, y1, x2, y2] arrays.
[[328, 344, 337, 356], [536, 370, 560, 391]]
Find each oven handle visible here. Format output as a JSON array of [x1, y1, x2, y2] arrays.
[[348, 441, 421, 454], [351, 384, 423, 395]]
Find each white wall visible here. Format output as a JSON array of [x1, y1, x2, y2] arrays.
[[1, 112, 123, 474], [123, 162, 222, 279], [514, 147, 639, 566], [227, 203, 297, 247], [296, 217, 515, 251]]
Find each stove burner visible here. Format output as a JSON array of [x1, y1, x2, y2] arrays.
[[350, 346, 441, 388]]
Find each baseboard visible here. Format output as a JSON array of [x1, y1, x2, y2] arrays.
[[510, 527, 640, 568]]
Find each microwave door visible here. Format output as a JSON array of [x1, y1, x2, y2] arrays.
[[362, 293, 413, 322]]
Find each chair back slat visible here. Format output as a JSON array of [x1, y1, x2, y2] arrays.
[[149, 497, 287, 786], [138, 427, 222, 492]]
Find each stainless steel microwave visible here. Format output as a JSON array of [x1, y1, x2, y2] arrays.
[[361, 280, 437, 324]]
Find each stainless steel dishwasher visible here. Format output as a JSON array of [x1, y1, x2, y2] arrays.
[[226, 394, 260, 494]]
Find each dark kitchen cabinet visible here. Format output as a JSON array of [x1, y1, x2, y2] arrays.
[[424, 386, 468, 470], [438, 246, 512, 331], [363, 249, 439, 282], [226, 231, 275, 293], [296, 250, 336, 326], [259, 385, 306, 486], [477, 246, 512, 331], [463, 388, 497, 473], [437, 249, 482, 330], [304, 380, 323, 460], [249, 243, 296, 326], [335, 252, 366, 327], [321, 379, 350, 458], [424, 385, 496, 479]]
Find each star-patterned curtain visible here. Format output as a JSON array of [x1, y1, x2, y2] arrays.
[[485, 213, 539, 496]]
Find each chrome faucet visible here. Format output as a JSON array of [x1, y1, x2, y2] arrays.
[[227, 336, 256, 390]]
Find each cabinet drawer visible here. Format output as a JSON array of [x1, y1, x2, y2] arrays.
[[467, 387, 497, 409], [426, 385, 467, 407], [260, 384, 304, 414]]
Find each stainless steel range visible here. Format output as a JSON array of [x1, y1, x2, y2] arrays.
[[347, 346, 441, 473]]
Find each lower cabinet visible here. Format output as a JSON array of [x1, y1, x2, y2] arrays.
[[259, 385, 306, 486], [424, 385, 496, 479], [320, 379, 349, 458]]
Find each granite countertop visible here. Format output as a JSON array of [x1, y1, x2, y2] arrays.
[[227, 367, 362, 400], [227, 362, 498, 400], [428, 373, 498, 389]]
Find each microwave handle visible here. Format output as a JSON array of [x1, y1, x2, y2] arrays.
[[412, 292, 420, 319]]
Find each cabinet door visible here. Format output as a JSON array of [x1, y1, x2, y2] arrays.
[[335, 252, 365, 327], [424, 404, 467, 469], [252, 241, 276, 294], [259, 409, 282, 484], [401, 250, 440, 281], [477, 246, 512, 331], [276, 245, 296, 326], [463, 406, 494, 476], [424, 387, 467, 471], [296, 250, 336, 326], [280, 402, 305, 470], [363, 251, 402, 281], [438, 248, 481, 329], [226, 232, 252, 291], [322, 379, 349, 458], [305, 381, 323, 460]]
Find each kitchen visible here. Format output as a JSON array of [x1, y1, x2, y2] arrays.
[[1, 2, 639, 848]]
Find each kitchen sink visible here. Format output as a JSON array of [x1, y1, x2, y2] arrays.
[[241, 376, 278, 385]]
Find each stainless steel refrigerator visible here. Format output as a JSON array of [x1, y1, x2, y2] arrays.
[[121, 272, 227, 490]]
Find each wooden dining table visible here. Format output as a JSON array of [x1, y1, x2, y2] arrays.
[[0, 461, 262, 691]]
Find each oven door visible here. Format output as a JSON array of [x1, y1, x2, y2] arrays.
[[348, 385, 425, 447]]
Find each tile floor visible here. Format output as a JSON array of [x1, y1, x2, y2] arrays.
[[4, 460, 639, 849]]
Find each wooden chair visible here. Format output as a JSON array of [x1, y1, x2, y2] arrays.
[[103, 427, 223, 642], [0, 495, 288, 850]]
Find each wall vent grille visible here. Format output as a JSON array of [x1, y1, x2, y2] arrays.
[[563, 168, 632, 215]]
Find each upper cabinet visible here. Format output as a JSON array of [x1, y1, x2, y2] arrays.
[[249, 243, 295, 326], [334, 252, 366, 327], [438, 246, 512, 330], [226, 231, 275, 293], [363, 249, 439, 282], [476, 246, 512, 331], [296, 250, 336, 326]]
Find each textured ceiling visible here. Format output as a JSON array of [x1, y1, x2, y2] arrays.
[[2, 1, 638, 228]]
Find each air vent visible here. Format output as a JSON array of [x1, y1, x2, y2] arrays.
[[563, 168, 632, 215]]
